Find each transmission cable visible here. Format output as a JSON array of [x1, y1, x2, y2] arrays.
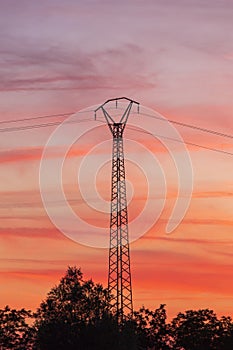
[[0, 110, 95, 125], [0, 109, 233, 140], [0, 109, 232, 156], [127, 125, 233, 157], [138, 111, 233, 140], [0, 117, 93, 133]]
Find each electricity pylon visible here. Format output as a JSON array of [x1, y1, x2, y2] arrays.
[[95, 97, 139, 323]]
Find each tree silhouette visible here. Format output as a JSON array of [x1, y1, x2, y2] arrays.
[[1, 267, 233, 349], [213, 315, 233, 350], [170, 308, 233, 350], [33, 266, 117, 349], [35, 267, 110, 350], [36, 266, 110, 322], [33, 266, 142, 349], [134, 304, 172, 349], [0, 305, 34, 349]]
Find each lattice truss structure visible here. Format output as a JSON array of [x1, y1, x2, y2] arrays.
[[95, 98, 139, 322]]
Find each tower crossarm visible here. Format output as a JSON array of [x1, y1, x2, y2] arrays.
[[101, 101, 133, 137]]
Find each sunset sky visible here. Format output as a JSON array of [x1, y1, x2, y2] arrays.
[[0, 0, 233, 319]]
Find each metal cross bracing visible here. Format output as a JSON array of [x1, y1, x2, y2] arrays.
[[95, 97, 139, 323], [109, 122, 132, 322]]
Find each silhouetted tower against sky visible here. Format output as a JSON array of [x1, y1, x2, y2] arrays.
[[95, 97, 139, 322]]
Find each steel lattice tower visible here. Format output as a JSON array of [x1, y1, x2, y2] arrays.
[[95, 97, 139, 322]]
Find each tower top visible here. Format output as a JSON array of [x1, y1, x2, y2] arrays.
[[95, 97, 139, 135], [94, 97, 139, 115]]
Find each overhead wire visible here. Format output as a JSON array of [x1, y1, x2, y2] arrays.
[[0, 109, 95, 125], [138, 111, 233, 140], [0, 110, 232, 209], [0, 117, 93, 133], [95, 118, 233, 157], [0, 108, 232, 140], [127, 125, 233, 157], [0, 106, 115, 126], [0, 112, 74, 125], [0, 107, 232, 156], [0, 107, 115, 132]]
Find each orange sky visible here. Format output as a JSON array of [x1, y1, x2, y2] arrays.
[[0, 0, 233, 320]]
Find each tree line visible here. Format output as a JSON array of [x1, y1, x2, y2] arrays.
[[1, 266, 232, 349]]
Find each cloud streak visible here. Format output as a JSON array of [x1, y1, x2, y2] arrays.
[[0, 44, 155, 92]]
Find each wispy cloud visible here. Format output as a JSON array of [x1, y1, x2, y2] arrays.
[[0, 43, 155, 92]]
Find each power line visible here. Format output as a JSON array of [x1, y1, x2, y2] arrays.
[[0, 117, 93, 133], [0, 109, 96, 125], [0, 109, 233, 140], [0, 109, 232, 156], [127, 125, 233, 157], [0, 107, 233, 139], [95, 119, 233, 157], [0, 112, 75, 125], [0, 107, 110, 126], [138, 111, 233, 140], [0, 117, 232, 157]]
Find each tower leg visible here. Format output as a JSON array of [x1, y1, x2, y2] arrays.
[[108, 123, 133, 322]]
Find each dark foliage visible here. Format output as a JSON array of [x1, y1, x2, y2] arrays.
[[0, 306, 34, 349], [170, 309, 233, 350], [1, 267, 233, 350], [134, 304, 172, 349], [33, 266, 113, 349]]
